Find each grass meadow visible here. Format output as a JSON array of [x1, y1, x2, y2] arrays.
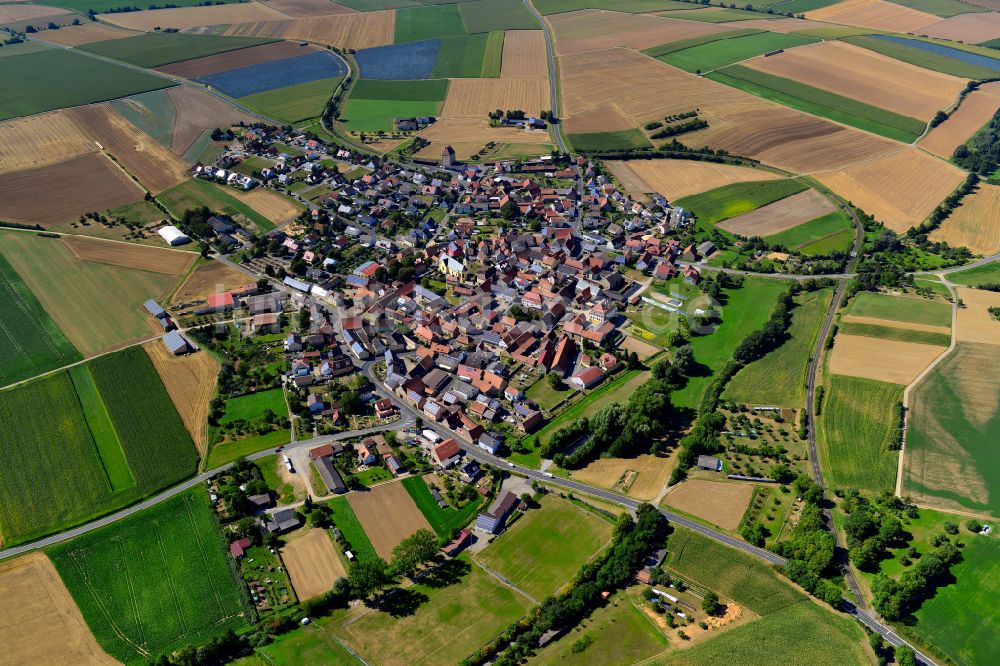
[[69, 365, 133, 491], [568, 129, 652, 152], [221, 387, 287, 425], [817, 375, 902, 493], [343, 78, 447, 132], [944, 261, 1000, 286], [240, 77, 342, 124], [659, 32, 817, 73], [460, 0, 538, 32], [401, 476, 482, 539], [725, 288, 832, 408], [643, 28, 762, 58], [838, 321, 950, 347], [79, 33, 275, 68], [767, 210, 854, 255], [476, 496, 612, 600], [49, 488, 246, 664], [395, 4, 467, 42], [674, 179, 808, 228], [205, 428, 291, 469], [252, 624, 364, 665], [481, 30, 504, 77], [0, 250, 80, 386], [845, 292, 952, 328], [328, 495, 378, 562]]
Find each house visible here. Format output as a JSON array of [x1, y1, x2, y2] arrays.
[[432, 438, 462, 468], [264, 507, 301, 534], [375, 398, 396, 418], [357, 444, 377, 465], [313, 455, 347, 494], [307, 393, 325, 414], [570, 365, 605, 390], [250, 313, 280, 334], [229, 538, 252, 559], [697, 455, 722, 472], [247, 494, 274, 511], [441, 145, 456, 168], [206, 292, 235, 312], [474, 491, 521, 534], [460, 459, 481, 484], [162, 330, 191, 355], [478, 432, 502, 455], [442, 528, 472, 557]]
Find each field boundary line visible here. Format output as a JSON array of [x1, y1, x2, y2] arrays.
[[153, 519, 190, 638]]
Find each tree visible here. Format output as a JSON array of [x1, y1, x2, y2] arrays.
[[672, 345, 695, 376], [500, 200, 518, 220], [390, 529, 438, 578], [348, 557, 391, 600], [895, 646, 917, 666], [769, 463, 794, 484], [701, 591, 720, 615]]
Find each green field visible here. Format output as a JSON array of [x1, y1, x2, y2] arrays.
[[817, 375, 902, 493], [342, 99, 442, 131], [481, 30, 504, 77], [328, 495, 378, 562], [49, 488, 246, 664], [351, 78, 449, 101], [536, 0, 696, 13], [0, 47, 175, 120], [945, 260, 1000, 286], [69, 364, 133, 492], [845, 292, 952, 328], [111, 89, 175, 147], [0, 40, 51, 59], [708, 65, 926, 143], [642, 28, 763, 58], [221, 387, 287, 425], [886, 0, 986, 17], [254, 624, 365, 665], [80, 33, 275, 68], [843, 35, 1000, 80], [401, 475, 483, 539], [767, 210, 854, 255], [525, 375, 575, 410], [37, 0, 241, 12], [905, 342, 1000, 516], [778, 0, 841, 12], [663, 7, 777, 22], [205, 428, 291, 469], [395, 4, 467, 42], [725, 288, 833, 408], [460, 0, 538, 32], [240, 77, 342, 124], [658, 32, 817, 73], [476, 495, 612, 599], [568, 129, 652, 152], [433, 33, 489, 77], [674, 179, 808, 228], [838, 321, 950, 347], [0, 250, 81, 386], [326, 554, 532, 664], [159, 178, 276, 231]]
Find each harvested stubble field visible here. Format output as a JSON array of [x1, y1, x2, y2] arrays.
[[440, 78, 549, 117], [63, 235, 195, 275], [930, 183, 1000, 255], [548, 9, 727, 55], [606, 159, 780, 201], [0, 553, 116, 665], [157, 40, 317, 78], [921, 11, 1000, 43], [0, 153, 142, 226], [717, 188, 836, 237], [231, 187, 304, 227], [0, 110, 94, 174], [828, 334, 946, 384], [0, 4, 71, 23], [346, 480, 432, 559], [921, 82, 1000, 159], [166, 86, 255, 154], [905, 342, 1000, 516], [65, 105, 188, 194], [31, 21, 136, 47], [663, 479, 756, 531], [281, 528, 347, 601], [743, 40, 965, 121], [221, 11, 394, 49], [501, 30, 547, 78], [568, 454, 673, 500], [144, 342, 219, 454], [262, 0, 358, 17], [558, 47, 896, 173], [815, 147, 965, 232], [955, 286, 1000, 344], [805, 0, 938, 31], [101, 3, 287, 30], [172, 259, 252, 304]]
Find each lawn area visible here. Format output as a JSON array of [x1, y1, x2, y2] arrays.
[[708, 65, 926, 143], [642, 28, 762, 58], [476, 495, 612, 600], [48, 488, 247, 664], [0, 249, 81, 386], [460, 0, 539, 32], [945, 260, 1000, 286], [845, 292, 952, 328], [220, 387, 287, 425], [327, 495, 378, 562], [240, 77, 342, 124], [204, 428, 291, 469], [674, 179, 808, 228], [79, 33, 275, 68], [255, 624, 365, 665], [766, 210, 854, 255], [0, 48, 174, 120], [326, 554, 532, 665], [525, 375, 575, 411], [353, 466, 393, 486], [158, 178, 276, 232], [569, 129, 651, 152], [401, 475, 483, 539], [658, 32, 816, 73], [395, 4, 467, 42], [432, 33, 489, 77], [817, 375, 902, 493], [725, 288, 832, 408]]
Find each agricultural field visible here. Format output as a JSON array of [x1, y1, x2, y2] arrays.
[[725, 289, 833, 407], [845, 292, 952, 327], [922, 10, 1000, 43], [501, 30, 546, 78], [326, 554, 532, 665], [460, 0, 537, 32], [0, 552, 116, 665], [477, 495, 612, 599], [167, 86, 256, 155], [955, 287, 1000, 344], [805, 0, 938, 32], [0, 47, 174, 120], [642, 27, 763, 59], [263, 0, 358, 17], [766, 210, 854, 255], [99, 2, 289, 31], [536, 0, 696, 13], [844, 34, 1000, 79], [79, 33, 276, 68], [567, 454, 674, 501], [29, 21, 134, 47], [658, 31, 817, 73], [817, 375, 903, 493], [346, 479, 433, 559], [395, 4, 466, 42], [838, 317, 951, 346], [0, 231, 188, 356], [606, 159, 780, 202], [0, 250, 81, 387], [673, 179, 808, 228], [440, 77, 549, 118], [281, 528, 347, 601], [195, 50, 346, 98], [549, 9, 729, 56], [663, 479, 756, 530], [49, 488, 246, 664], [144, 342, 219, 454], [828, 334, 946, 384], [660, 7, 777, 22], [221, 12, 395, 50], [946, 260, 1000, 286], [568, 129, 651, 152], [930, 183, 1000, 255], [221, 387, 287, 425], [717, 189, 838, 238], [342, 78, 447, 131], [157, 40, 319, 78], [432, 33, 500, 78], [159, 178, 282, 232], [921, 82, 1000, 159], [401, 475, 483, 538], [355, 39, 440, 79], [171, 258, 253, 305], [0, 110, 94, 174]]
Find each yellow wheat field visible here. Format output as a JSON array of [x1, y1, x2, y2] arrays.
[[34, 22, 137, 46], [606, 159, 780, 201], [930, 184, 1000, 255], [548, 9, 727, 55], [815, 148, 965, 232], [221, 11, 394, 49], [920, 82, 1000, 159], [0, 111, 95, 174], [805, 0, 937, 32], [955, 287, 1000, 345], [441, 78, 550, 118], [829, 334, 946, 384], [501, 30, 548, 79], [101, 3, 287, 30]]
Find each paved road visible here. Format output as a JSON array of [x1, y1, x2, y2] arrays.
[[524, 0, 568, 153]]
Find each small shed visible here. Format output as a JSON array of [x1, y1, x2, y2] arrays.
[[696, 455, 722, 472]]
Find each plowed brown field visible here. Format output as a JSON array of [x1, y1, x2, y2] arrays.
[[145, 341, 219, 453], [501, 30, 547, 79], [549, 9, 727, 56], [0, 111, 94, 174], [921, 12, 1000, 43], [805, 0, 937, 32], [920, 82, 1000, 159], [663, 479, 755, 531], [441, 79, 550, 118], [718, 188, 837, 237], [166, 87, 256, 155], [260, 0, 356, 18], [829, 334, 945, 384], [66, 104, 188, 193], [221, 11, 394, 49], [0, 553, 116, 666], [281, 529, 347, 601], [606, 159, 780, 201], [101, 3, 287, 30], [955, 287, 1000, 345], [930, 183, 1000, 255], [63, 235, 195, 274], [744, 40, 965, 121], [35, 22, 136, 46], [347, 480, 432, 560], [816, 148, 965, 231], [0, 154, 142, 225], [157, 41, 318, 78]]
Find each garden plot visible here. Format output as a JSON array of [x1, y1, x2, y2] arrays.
[[930, 184, 1000, 255], [502, 30, 547, 78], [195, 50, 345, 98], [828, 334, 946, 384], [0, 110, 94, 174], [549, 9, 728, 55], [100, 3, 287, 30], [220, 11, 395, 49], [717, 189, 836, 237], [663, 479, 755, 531], [281, 528, 347, 601], [921, 82, 1000, 159], [346, 480, 432, 559], [805, 0, 938, 32], [606, 159, 780, 201], [921, 11, 1000, 43], [355, 39, 440, 79]]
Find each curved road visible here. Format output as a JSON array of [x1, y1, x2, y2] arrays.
[[524, 0, 568, 153]]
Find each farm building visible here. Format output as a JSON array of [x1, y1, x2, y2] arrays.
[[475, 490, 522, 535], [697, 455, 722, 472], [570, 366, 605, 390], [162, 330, 191, 355], [249, 313, 280, 334], [442, 528, 472, 557], [313, 454, 347, 495], [158, 225, 191, 246], [264, 507, 300, 534], [206, 292, 235, 312], [143, 299, 167, 319]]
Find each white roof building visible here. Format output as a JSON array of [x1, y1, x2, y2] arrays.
[[158, 226, 190, 246]]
